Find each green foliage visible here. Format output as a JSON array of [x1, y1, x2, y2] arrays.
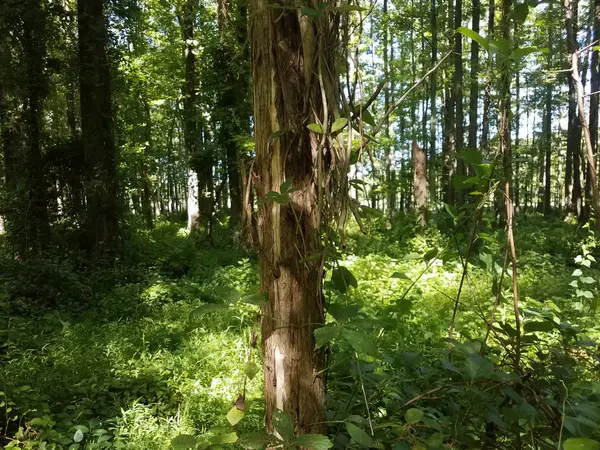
[[1, 216, 599, 450]]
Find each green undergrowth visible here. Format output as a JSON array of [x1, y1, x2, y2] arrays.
[[0, 216, 599, 449]]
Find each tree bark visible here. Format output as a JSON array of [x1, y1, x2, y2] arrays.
[[565, 0, 583, 217], [413, 139, 427, 226], [78, 0, 120, 260], [481, 0, 494, 154], [587, 0, 600, 224], [468, 0, 480, 154], [429, 0, 438, 205], [23, 0, 51, 251], [250, 0, 344, 436], [179, 0, 203, 232], [454, 0, 465, 205], [542, 9, 553, 216]]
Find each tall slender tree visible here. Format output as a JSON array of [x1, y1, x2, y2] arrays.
[[588, 0, 600, 223], [468, 0, 480, 154], [78, 0, 120, 260]]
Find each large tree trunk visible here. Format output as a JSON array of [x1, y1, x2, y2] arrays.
[[565, 0, 583, 217], [78, 0, 120, 260], [23, 0, 51, 251], [179, 0, 203, 232], [216, 0, 250, 228], [250, 0, 344, 435]]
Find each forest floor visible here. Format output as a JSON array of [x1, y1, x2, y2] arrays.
[[0, 215, 597, 449]]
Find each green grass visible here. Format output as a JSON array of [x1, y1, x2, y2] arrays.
[[1, 216, 599, 449]]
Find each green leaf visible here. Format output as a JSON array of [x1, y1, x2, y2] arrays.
[[273, 409, 294, 441], [226, 406, 245, 426], [330, 5, 367, 12], [490, 38, 511, 55], [210, 432, 238, 445], [331, 266, 358, 293], [327, 304, 362, 322], [314, 325, 340, 348], [564, 438, 600, 450], [456, 26, 489, 51], [171, 435, 197, 450], [346, 422, 373, 447], [244, 361, 259, 380], [513, 3, 529, 21], [307, 123, 324, 134], [331, 118, 348, 133], [457, 148, 483, 166], [405, 408, 424, 424], [423, 248, 438, 262], [452, 175, 470, 190], [391, 272, 410, 279], [524, 321, 554, 333], [291, 434, 333, 449], [581, 276, 596, 284], [427, 432, 444, 446], [357, 109, 376, 127], [464, 353, 494, 380], [300, 7, 322, 18], [511, 46, 540, 59], [342, 328, 379, 356], [74, 429, 84, 443]]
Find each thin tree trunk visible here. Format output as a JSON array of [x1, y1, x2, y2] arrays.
[[481, 0, 495, 153], [565, 0, 583, 217], [542, 9, 553, 216], [454, 0, 465, 205], [587, 0, 600, 224], [413, 139, 427, 226], [514, 71, 520, 210], [468, 0, 480, 154], [429, 0, 438, 205]]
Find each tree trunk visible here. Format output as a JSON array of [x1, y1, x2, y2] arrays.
[[78, 0, 120, 260], [250, 0, 344, 436], [481, 0, 494, 154], [514, 71, 521, 210], [468, 0, 480, 154], [565, 0, 582, 216], [216, 0, 250, 227], [413, 139, 427, 226], [429, 0, 438, 205], [542, 11, 553, 216], [443, 0, 455, 206], [383, 0, 395, 217], [179, 0, 202, 232], [587, 0, 600, 224], [23, 0, 51, 251], [454, 0, 465, 205]]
